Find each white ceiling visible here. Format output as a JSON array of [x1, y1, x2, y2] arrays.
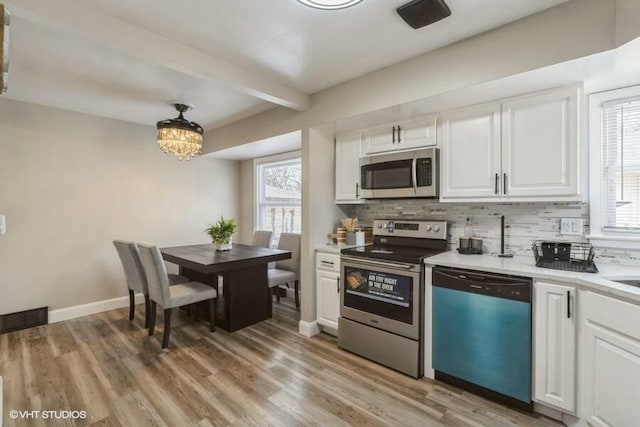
[[2, 0, 569, 131]]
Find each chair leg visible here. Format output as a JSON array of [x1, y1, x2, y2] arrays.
[[276, 286, 281, 302], [295, 280, 300, 310], [148, 301, 157, 336], [144, 295, 150, 329], [128, 289, 135, 321], [162, 309, 172, 349], [209, 299, 216, 333]]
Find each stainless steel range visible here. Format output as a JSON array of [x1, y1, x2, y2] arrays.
[[338, 219, 448, 378]]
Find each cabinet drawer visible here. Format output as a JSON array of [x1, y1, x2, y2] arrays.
[[316, 252, 340, 272], [585, 291, 640, 341]]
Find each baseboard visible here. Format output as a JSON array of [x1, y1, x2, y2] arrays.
[[48, 293, 145, 324], [298, 320, 320, 337]]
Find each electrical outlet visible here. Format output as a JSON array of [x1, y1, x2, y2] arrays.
[[560, 218, 583, 236]]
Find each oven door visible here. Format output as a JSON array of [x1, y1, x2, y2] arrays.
[[340, 256, 423, 340]]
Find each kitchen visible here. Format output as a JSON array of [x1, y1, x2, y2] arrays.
[[2, 0, 640, 426]]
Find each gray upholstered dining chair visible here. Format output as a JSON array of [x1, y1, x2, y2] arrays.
[[268, 233, 301, 310], [113, 240, 189, 328], [251, 230, 272, 248], [137, 242, 218, 349]]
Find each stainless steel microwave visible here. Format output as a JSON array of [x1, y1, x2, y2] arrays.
[[360, 148, 439, 199]]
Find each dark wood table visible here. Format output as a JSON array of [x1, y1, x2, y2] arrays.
[[161, 243, 291, 332]]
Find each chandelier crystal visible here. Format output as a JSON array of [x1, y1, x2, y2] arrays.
[[156, 103, 203, 161]]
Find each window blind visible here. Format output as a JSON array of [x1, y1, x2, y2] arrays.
[[602, 96, 640, 230]]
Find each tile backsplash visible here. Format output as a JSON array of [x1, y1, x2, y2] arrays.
[[347, 200, 640, 266]]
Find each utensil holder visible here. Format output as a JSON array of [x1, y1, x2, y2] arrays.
[[346, 231, 356, 245]]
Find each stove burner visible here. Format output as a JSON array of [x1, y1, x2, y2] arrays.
[[370, 249, 394, 254]]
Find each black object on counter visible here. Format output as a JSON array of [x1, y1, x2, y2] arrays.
[[498, 215, 514, 258], [532, 240, 598, 273]]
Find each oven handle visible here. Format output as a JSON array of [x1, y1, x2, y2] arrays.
[[341, 256, 417, 270], [411, 158, 418, 194]]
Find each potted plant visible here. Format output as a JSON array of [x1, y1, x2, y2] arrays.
[[205, 216, 237, 251]]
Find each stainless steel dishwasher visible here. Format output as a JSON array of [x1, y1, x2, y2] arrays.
[[432, 266, 532, 411]]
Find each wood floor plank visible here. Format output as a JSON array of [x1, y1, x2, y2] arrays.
[[1, 298, 562, 427], [111, 391, 167, 427]]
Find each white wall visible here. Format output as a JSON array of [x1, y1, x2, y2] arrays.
[[0, 99, 239, 314], [238, 159, 254, 244], [300, 127, 345, 323]]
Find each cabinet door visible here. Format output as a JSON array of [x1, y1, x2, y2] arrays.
[[396, 116, 437, 150], [335, 132, 363, 203], [362, 124, 395, 155], [440, 103, 502, 199], [534, 281, 576, 413], [316, 269, 340, 332], [582, 291, 640, 427], [502, 87, 579, 197]]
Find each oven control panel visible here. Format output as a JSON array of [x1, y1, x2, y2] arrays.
[[373, 219, 447, 240]]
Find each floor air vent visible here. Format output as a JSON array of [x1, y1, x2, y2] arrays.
[[0, 307, 48, 333]]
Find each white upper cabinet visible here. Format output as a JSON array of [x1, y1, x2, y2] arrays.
[[335, 131, 363, 203], [440, 86, 582, 202], [502, 87, 579, 197], [362, 116, 437, 155], [396, 116, 438, 151], [533, 281, 576, 413], [440, 103, 502, 199], [361, 124, 395, 155]]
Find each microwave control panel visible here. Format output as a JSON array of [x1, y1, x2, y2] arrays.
[[416, 158, 432, 187]]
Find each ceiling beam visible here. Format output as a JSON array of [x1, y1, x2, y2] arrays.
[[5, 0, 310, 111]]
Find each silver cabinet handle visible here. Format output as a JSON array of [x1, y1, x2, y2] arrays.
[[392, 126, 396, 143], [321, 260, 334, 266], [495, 173, 499, 195], [397, 125, 402, 143], [567, 290, 571, 319], [337, 277, 340, 293], [355, 182, 359, 198]]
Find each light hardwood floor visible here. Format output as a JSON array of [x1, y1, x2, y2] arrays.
[[0, 298, 561, 427]]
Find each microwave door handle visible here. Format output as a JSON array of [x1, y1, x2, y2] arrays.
[[412, 158, 418, 194]]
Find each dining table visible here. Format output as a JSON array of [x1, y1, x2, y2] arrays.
[[161, 243, 291, 332]]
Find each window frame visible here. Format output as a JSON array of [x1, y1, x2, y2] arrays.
[[254, 151, 302, 246], [589, 85, 640, 249]]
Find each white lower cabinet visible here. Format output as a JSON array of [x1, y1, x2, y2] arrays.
[[316, 252, 341, 334], [581, 291, 640, 427], [533, 280, 576, 413]]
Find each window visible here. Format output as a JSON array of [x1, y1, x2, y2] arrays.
[[601, 96, 640, 230], [590, 86, 640, 246], [256, 155, 301, 246]]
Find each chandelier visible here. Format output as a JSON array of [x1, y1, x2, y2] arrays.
[[156, 103, 203, 161], [297, 0, 364, 10]]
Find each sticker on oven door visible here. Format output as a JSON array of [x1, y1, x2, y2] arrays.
[[345, 267, 411, 307]]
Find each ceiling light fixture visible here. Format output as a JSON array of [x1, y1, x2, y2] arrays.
[[156, 103, 203, 161], [297, 0, 364, 10]]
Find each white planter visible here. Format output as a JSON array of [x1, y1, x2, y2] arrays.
[[214, 241, 232, 251]]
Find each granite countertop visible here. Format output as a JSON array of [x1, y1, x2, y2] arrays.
[[424, 252, 640, 304]]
